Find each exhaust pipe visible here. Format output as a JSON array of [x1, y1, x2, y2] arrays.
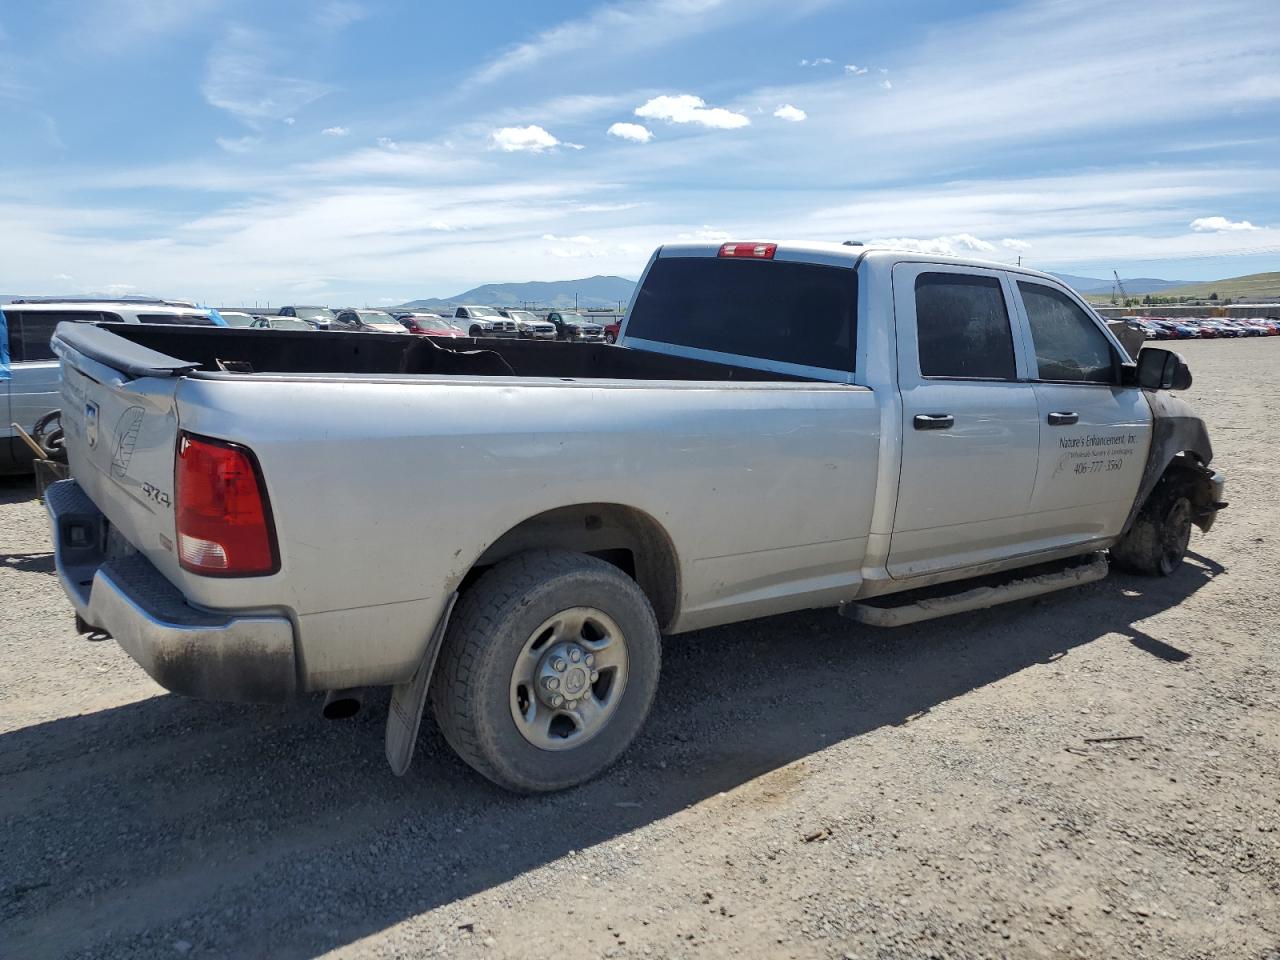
[[322, 687, 365, 720]]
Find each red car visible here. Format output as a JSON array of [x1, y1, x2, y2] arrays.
[[398, 313, 465, 337], [603, 318, 622, 344]]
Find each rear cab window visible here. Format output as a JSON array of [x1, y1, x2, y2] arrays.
[[626, 256, 857, 375]]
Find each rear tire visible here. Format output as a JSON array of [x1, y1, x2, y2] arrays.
[[1111, 475, 1194, 576], [430, 550, 661, 793]]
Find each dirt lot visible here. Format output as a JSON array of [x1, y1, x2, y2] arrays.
[[2, 338, 1277, 960]]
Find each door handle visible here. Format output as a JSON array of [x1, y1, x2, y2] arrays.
[[1047, 411, 1079, 426], [913, 413, 954, 431]]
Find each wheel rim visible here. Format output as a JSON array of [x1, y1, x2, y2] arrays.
[[1159, 499, 1192, 574], [509, 607, 629, 751]]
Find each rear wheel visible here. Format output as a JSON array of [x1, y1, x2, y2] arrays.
[[1111, 475, 1194, 576], [604, 332, 617, 344], [430, 550, 661, 793]]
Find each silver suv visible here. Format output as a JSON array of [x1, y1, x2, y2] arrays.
[[2, 300, 218, 473]]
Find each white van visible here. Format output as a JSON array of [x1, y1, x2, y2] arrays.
[[2, 301, 219, 472]]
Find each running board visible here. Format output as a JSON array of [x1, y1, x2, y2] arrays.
[[840, 553, 1109, 628]]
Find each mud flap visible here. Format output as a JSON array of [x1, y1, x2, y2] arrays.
[[385, 593, 456, 777]]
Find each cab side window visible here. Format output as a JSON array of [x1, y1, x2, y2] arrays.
[[914, 273, 1016, 380], [1018, 282, 1115, 383]]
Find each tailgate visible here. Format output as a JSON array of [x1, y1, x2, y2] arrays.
[[52, 323, 199, 581]]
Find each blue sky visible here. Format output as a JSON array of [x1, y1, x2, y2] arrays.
[[1, 0, 1277, 304]]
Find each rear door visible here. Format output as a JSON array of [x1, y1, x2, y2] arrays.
[[888, 264, 1040, 578], [1010, 279, 1152, 547]]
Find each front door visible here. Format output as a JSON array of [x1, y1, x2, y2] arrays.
[[1010, 279, 1152, 548], [888, 264, 1041, 578]]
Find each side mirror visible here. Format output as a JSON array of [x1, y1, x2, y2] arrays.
[[1137, 347, 1192, 391]]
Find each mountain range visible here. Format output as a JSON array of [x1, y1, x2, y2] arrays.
[[1049, 274, 1194, 295], [396, 275, 636, 312]]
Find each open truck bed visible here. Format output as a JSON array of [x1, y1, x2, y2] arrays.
[[87, 322, 805, 383]]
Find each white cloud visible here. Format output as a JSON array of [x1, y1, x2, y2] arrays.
[[1190, 216, 1261, 232], [467, 0, 734, 87], [773, 104, 807, 122], [283, 117, 296, 125], [799, 57, 832, 66], [103, 283, 139, 295], [607, 121, 654, 142], [202, 26, 331, 128], [313, 1, 366, 32], [52, 272, 73, 281], [844, 64, 867, 75], [215, 135, 261, 154], [542, 234, 597, 244], [376, 137, 398, 149], [635, 94, 749, 129], [879, 79, 893, 90], [491, 125, 563, 152], [321, 126, 350, 137], [1001, 238, 1032, 252], [865, 234, 997, 256], [677, 226, 732, 242]]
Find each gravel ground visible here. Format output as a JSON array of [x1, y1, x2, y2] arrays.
[[1, 337, 1277, 960]]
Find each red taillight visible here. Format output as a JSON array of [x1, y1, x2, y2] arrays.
[[175, 433, 279, 576], [718, 242, 776, 259]]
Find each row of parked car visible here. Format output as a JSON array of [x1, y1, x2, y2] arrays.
[[225, 305, 624, 343], [1120, 315, 1280, 340]]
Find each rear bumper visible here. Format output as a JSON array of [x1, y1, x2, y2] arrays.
[[45, 480, 297, 703]]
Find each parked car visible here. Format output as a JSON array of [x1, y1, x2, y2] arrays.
[[399, 313, 465, 337], [44, 242, 1226, 792], [603, 317, 622, 343], [331, 309, 406, 333], [499, 309, 557, 340], [1, 301, 221, 473], [545, 310, 606, 342], [218, 311, 258, 328], [278, 305, 336, 329], [251, 316, 315, 331], [453, 305, 519, 338]]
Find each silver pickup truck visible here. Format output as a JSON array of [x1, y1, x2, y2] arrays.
[[45, 242, 1226, 792]]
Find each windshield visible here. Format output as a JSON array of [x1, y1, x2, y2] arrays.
[[294, 307, 335, 321], [357, 311, 394, 322], [559, 313, 589, 323], [221, 313, 256, 327], [269, 318, 312, 330], [465, 306, 499, 317], [508, 311, 538, 322]]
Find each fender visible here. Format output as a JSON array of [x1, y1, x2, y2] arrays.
[[1121, 390, 1214, 535]]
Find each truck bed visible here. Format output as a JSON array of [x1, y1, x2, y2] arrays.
[[91, 322, 805, 382]]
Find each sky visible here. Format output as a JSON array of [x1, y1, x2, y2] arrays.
[[0, 0, 1278, 304]]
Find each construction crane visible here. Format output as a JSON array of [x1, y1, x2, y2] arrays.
[[1111, 270, 1130, 305]]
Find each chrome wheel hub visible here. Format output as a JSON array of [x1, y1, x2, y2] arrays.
[[510, 607, 628, 751]]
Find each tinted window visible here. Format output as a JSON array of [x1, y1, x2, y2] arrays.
[[914, 273, 1016, 380], [1017, 282, 1115, 382], [627, 257, 856, 372], [7, 311, 113, 361]]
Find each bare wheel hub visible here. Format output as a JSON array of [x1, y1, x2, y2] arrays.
[[509, 606, 629, 751]]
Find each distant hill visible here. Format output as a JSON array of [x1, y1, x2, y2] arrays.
[[398, 275, 636, 312], [1051, 273, 1192, 295], [1157, 272, 1280, 302]]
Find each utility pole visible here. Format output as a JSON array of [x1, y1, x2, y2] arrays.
[[1016, 255, 1022, 267], [574, 292, 579, 311]]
